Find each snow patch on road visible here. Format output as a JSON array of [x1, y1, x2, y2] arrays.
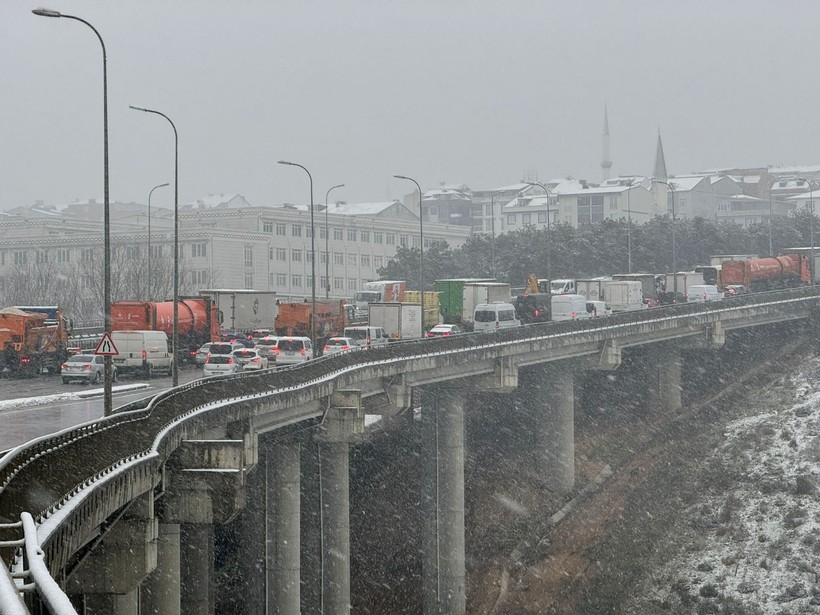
[[0, 384, 150, 412]]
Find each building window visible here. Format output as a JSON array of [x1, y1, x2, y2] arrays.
[[276, 247, 287, 261], [386, 233, 396, 245], [334, 252, 344, 265], [360, 231, 370, 243], [320, 251, 328, 264], [192, 270, 208, 285], [81, 248, 94, 262], [347, 278, 358, 290], [347, 253, 357, 266], [244, 245, 254, 267], [609, 197, 619, 210], [291, 249, 302, 262], [428, 205, 438, 215], [507, 214, 516, 225], [36, 250, 47, 264], [374, 232, 384, 244], [347, 229, 357, 242], [360, 254, 371, 267], [57, 248, 71, 263], [334, 227, 343, 241], [151, 246, 162, 258], [276, 223, 286, 236], [334, 277, 344, 290], [538, 212, 547, 223], [126, 246, 139, 258], [244, 273, 254, 289], [192, 242, 207, 258], [577, 195, 604, 224], [292, 225, 302, 237], [13, 251, 26, 265], [522, 213, 531, 225], [263, 221, 274, 233], [374, 255, 384, 268], [306, 251, 313, 263], [319, 226, 327, 239], [399, 235, 408, 247], [291, 275, 302, 287], [306, 275, 313, 288], [276, 273, 287, 287]]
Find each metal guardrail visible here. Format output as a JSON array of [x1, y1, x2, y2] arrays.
[[0, 287, 818, 605]]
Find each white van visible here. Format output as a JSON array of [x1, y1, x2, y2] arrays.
[[343, 326, 389, 348], [111, 330, 173, 377], [585, 300, 613, 317], [687, 284, 723, 303], [473, 302, 520, 332], [551, 294, 592, 321]]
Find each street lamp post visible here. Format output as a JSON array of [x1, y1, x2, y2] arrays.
[[33, 8, 114, 415], [393, 175, 425, 337], [798, 178, 816, 286], [130, 106, 180, 387], [279, 161, 317, 350], [147, 182, 170, 300], [525, 181, 552, 280], [489, 191, 503, 278], [653, 180, 677, 298], [624, 178, 636, 273], [324, 183, 345, 299]]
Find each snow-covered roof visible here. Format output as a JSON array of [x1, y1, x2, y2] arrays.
[[665, 176, 707, 191], [184, 194, 248, 209], [282, 200, 408, 216]]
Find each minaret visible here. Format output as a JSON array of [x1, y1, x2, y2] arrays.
[[601, 106, 612, 181], [653, 129, 668, 181]]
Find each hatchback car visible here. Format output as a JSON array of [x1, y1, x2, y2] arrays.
[[232, 348, 269, 371], [426, 324, 463, 337], [202, 354, 242, 377], [61, 354, 117, 384], [271, 337, 314, 364], [323, 337, 360, 356], [194, 342, 214, 367], [254, 336, 281, 359], [208, 342, 245, 357]]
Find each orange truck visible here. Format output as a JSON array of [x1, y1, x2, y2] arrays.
[[0, 306, 70, 376], [111, 297, 220, 362], [274, 299, 351, 340]]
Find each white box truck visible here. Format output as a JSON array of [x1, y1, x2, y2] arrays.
[[603, 280, 646, 312], [575, 279, 608, 302], [665, 272, 705, 302], [199, 289, 277, 333], [367, 302, 423, 340], [461, 282, 511, 328]]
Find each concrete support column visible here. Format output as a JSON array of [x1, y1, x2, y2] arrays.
[[140, 523, 181, 615], [311, 392, 363, 615], [267, 440, 301, 615], [240, 461, 266, 615], [421, 387, 466, 615], [180, 524, 214, 615], [527, 365, 575, 494], [647, 346, 682, 412]]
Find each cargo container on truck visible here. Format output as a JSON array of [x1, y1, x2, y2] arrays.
[[198, 289, 277, 333], [367, 302, 423, 340], [461, 282, 511, 328], [433, 278, 496, 325], [611, 273, 665, 305], [603, 280, 646, 312], [664, 272, 706, 302], [350, 281, 406, 322]]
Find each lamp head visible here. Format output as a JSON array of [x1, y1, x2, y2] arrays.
[[278, 160, 294, 166], [129, 105, 150, 113], [32, 8, 61, 17]]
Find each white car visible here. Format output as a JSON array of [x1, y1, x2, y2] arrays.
[[202, 354, 242, 377], [272, 337, 314, 364], [426, 324, 463, 337], [687, 284, 723, 303], [61, 354, 116, 384], [232, 348, 269, 371], [323, 337, 360, 356]]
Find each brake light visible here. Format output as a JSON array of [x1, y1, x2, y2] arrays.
[[21, 357, 30, 364], [324, 345, 331, 351], [274, 347, 281, 355], [142, 350, 147, 361], [341, 345, 350, 350], [426, 332, 434, 337], [443, 332, 450, 336], [251, 357, 260, 363], [61, 363, 68, 369], [227, 358, 234, 364], [84, 364, 92, 371], [300, 348, 306, 356]]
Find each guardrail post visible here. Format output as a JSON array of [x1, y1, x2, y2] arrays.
[[421, 386, 466, 615]]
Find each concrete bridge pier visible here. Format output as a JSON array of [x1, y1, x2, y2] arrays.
[[523, 364, 576, 494], [66, 492, 158, 615], [180, 524, 214, 615], [311, 391, 364, 615], [421, 386, 466, 615], [647, 345, 682, 412], [140, 523, 181, 615], [267, 439, 302, 614]]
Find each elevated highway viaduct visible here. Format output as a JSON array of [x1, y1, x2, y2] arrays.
[[0, 287, 818, 614]]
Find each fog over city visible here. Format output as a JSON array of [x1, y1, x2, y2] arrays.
[[2, 0, 819, 211]]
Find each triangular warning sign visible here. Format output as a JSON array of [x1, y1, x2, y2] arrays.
[[95, 333, 119, 356]]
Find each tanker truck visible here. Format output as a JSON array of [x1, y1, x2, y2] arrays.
[[111, 297, 220, 363], [720, 254, 810, 291]]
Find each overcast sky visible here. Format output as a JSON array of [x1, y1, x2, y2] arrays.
[[2, 0, 819, 212]]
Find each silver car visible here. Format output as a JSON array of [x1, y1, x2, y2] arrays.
[[194, 342, 214, 367], [61, 354, 116, 384], [202, 354, 242, 377], [322, 337, 360, 356]]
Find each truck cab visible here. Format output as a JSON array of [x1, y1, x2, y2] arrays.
[[550, 279, 576, 295]]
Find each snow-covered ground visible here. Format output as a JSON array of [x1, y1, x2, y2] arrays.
[[0, 384, 150, 412], [628, 355, 820, 613]]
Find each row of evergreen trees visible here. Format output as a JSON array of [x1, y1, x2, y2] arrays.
[[377, 212, 818, 288]]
